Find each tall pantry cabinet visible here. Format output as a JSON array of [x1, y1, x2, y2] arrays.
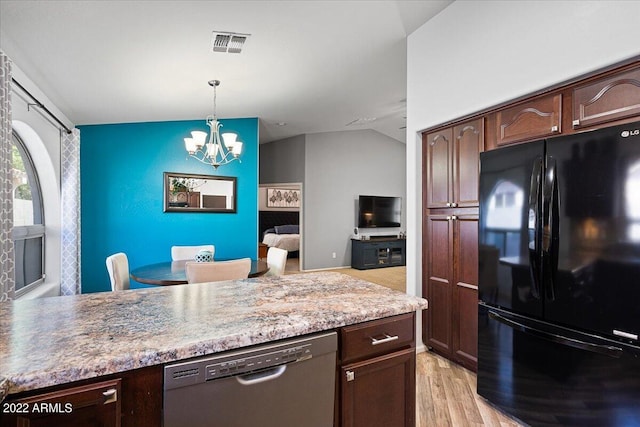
[[422, 118, 482, 372]]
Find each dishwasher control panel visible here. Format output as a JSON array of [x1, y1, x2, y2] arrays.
[[164, 331, 337, 391], [205, 343, 311, 380]]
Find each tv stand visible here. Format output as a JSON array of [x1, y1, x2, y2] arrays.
[[351, 238, 406, 270]]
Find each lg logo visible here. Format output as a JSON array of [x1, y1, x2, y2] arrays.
[[621, 129, 640, 137]]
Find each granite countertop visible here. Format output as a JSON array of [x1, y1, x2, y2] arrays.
[[0, 272, 427, 398]]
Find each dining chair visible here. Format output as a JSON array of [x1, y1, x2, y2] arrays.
[[265, 247, 288, 276], [185, 258, 252, 284], [171, 245, 215, 261], [105, 252, 130, 291]]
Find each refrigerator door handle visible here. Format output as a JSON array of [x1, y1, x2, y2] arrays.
[[542, 156, 558, 300], [488, 310, 623, 358], [528, 156, 543, 299]]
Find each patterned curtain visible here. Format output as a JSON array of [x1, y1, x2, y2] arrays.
[[0, 51, 14, 301], [61, 128, 81, 295]]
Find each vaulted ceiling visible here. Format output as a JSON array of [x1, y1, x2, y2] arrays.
[[0, 0, 453, 143]]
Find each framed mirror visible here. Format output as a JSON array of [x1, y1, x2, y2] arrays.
[[164, 172, 237, 213]]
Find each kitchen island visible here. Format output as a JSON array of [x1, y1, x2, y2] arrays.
[[0, 272, 427, 425]]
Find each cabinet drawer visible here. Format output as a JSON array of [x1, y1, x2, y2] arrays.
[[341, 313, 415, 363], [2, 378, 121, 426]]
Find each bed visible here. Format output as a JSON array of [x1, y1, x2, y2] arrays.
[[262, 228, 300, 252], [259, 211, 300, 255]]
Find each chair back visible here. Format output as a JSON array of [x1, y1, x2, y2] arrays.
[[171, 245, 215, 261], [106, 252, 130, 291], [185, 258, 252, 284], [265, 247, 288, 276]]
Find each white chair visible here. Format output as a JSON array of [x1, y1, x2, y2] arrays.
[[185, 258, 252, 284], [265, 247, 288, 276], [171, 245, 215, 261], [106, 252, 130, 291]]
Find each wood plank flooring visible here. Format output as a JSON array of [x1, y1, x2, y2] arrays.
[[287, 259, 406, 292], [417, 350, 525, 427]]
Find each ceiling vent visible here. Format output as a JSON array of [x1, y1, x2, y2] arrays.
[[211, 31, 251, 54]]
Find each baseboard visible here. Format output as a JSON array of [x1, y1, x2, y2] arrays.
[[301, 265, 351, 273]]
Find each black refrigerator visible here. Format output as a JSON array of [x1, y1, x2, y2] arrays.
[[477, 121, 640, 426]]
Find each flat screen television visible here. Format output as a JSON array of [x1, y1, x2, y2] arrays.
[[358, 195, 401, 228]]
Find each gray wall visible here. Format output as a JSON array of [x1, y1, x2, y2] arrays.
[[259, 134, 306, 183], [304, 129, 405, 270]]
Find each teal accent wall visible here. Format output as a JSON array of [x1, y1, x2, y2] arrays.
[[79, 118, 258, 293]]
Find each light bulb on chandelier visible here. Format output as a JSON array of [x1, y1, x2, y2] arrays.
[[184, 80, 243, 169]]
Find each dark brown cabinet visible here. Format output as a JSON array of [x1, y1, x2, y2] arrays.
[[2, 379, 122, 427], [339, 313, 416, 427], [451, 214, 478, 370], [422, 117, 481, 372], [572, 64, 640, 129], [424, 212, 478, 371], [424, 127, 452, 209], [341, 349, 415, 427], [495, 93, 562, 146], [423, 214, 452, 355], [0, 366, 162, 427], [423, 118, 483, 209]]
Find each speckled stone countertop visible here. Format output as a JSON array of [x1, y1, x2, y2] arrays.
[[0, 272, 427, 398]]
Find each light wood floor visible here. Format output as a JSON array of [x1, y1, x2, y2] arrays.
[[290, 260, 523, 426], [286, 258, 406, 292], [417, 350, 525, 427]]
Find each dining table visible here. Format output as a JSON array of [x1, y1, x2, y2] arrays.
[[130, 259, 269, 285]]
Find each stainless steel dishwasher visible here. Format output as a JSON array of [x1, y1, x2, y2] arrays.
[[163, 331, 337, 427]]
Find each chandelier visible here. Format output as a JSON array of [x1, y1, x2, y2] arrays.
[[184, 80, 242, 169]]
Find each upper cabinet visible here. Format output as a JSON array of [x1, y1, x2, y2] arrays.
[[485, 62, 640, 150], [495, 93, 562, 146], [453, 119, 484, 207], [424, 118, 484, 209], [424, 127, 452, 209], [572, 65, 640, 129]]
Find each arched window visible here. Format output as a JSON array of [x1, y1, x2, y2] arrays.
[[11, 132, 45, 295], [486, 180, 524, 230], [626, 160, 640, 241]]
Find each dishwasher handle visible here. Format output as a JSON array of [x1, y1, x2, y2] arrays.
[[235, 364, 287, 386]]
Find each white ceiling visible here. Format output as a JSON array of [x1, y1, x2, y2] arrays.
[[0, 0, 452, 144]]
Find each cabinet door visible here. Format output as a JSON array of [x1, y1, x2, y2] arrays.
[[341, 348, 415, 427], [3, 379, 121, 427], [452, 214, 479, 372], [424, 214, 453, 356], [424, 128, 453, 208], [573, 65, 640, 129], [496, 93, 562, 146], [453, 119, 483, 207], [362, 244, 383, 267]]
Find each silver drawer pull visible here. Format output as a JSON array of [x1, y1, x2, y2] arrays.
[[370, 334, 399, 346], [103, 388, 118, 404]]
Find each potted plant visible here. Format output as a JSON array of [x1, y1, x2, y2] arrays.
[[170, 178, 189, 205]]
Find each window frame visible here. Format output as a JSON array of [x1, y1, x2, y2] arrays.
[[11, 132, 46, 297]]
